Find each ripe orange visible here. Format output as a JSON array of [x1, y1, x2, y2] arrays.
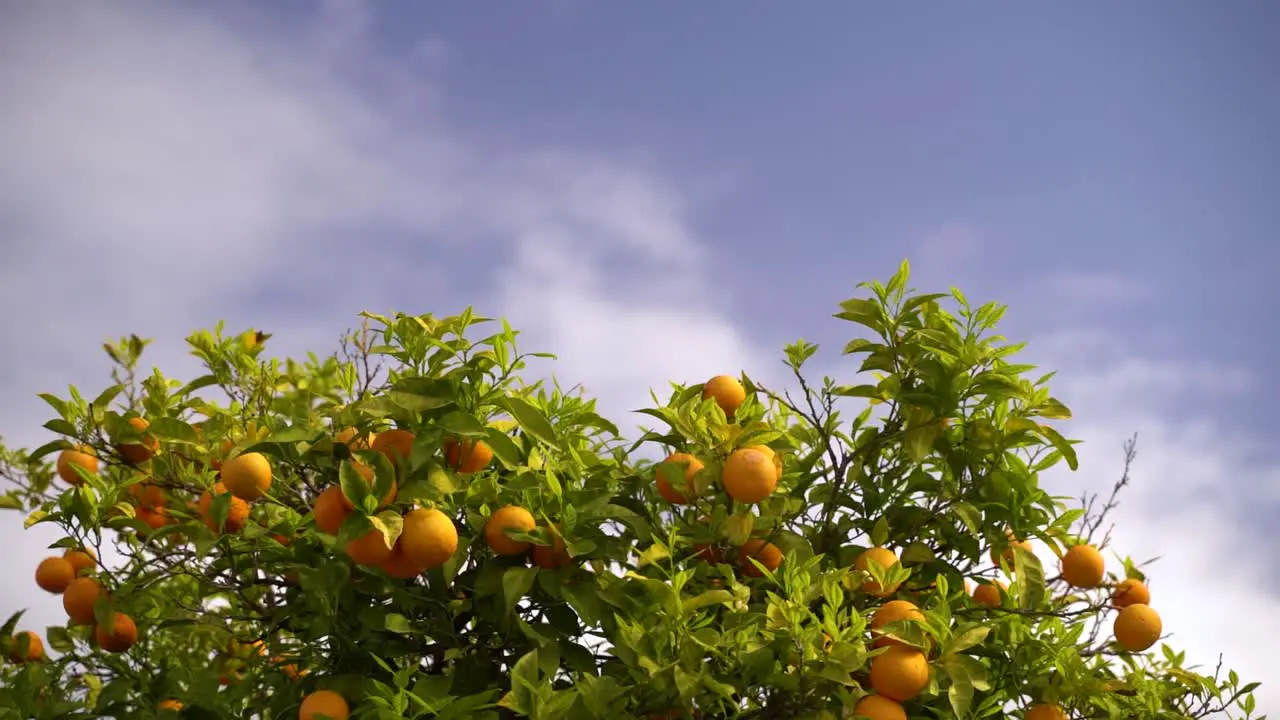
[[56, 446, 98, 485], [484, 506, 536, 556], [198, 483, 249, 534], [63, 577, 104, 625], [339, 462, 397, 511], [738, 539, 783, 577], [445, 437, 494, 473], [721, 446, 780, 504], [299, 690, 349, 720], [703, 375, 747, 418], [399, 508, 459, 570], [35, 556, 76, 594], [158, 699, 184, 711], [1113, 603, 1162, 652], [136, 506, 170, 530], [692, 543, 722, 564], [127, 482, 166, 510], [379, 541, 428, 579], [854, 547, 902, 597], [221, 452, 272, 501], [1026, 704, 1068, 720], [313, 486, 352, 535], [1061, 544, 1105, 588], [94, 612, 138, 653], [972, 581, 1005, 608], [334, 427, 374, 450], [868, 645, 930, 701], [852, 694, 906, 720], [656, 453, 704, 504], [1111, 579, 1150, 609], [345, 529, 394, 566], [117, 417, 159, 464], [531, 524, 573, 569], [9, 631, 44, 663], [371, 429, 415, 466], [63, 548, 97, 575], [869, 600, 924, 648]]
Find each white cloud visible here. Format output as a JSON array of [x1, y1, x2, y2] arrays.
[[0, 0, 761, 645]]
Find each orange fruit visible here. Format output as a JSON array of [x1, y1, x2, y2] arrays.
[[1026, 704, 1068, 720], [484, 506, 536, 556], [221, 451, 272, 501], [868, 645, 930, 701], [379, 541, 428, 579], [1061, 544, 1105, 588], [300, 690, 350, 720], [136, 506, 170, 530], [127, 482, 166, 509], [345, 529, 394, 566], [313, 486, 352, 535], [117, 417, 159, 464], [531, 524, 573, 569], [371, 429, 415, 466], [445, 437, 494, 473], [334, 427, 374, 450], [339, 462, 397, 511], [972, 581, 1005, 608], [738, 539, 783, 577], [63, 548, 97, 575], [702, 375, 747, 418], [1111, 579, 1151, 609], [56, 446, 98, 485], [852, 694, 907, 720], [94, 612, 138, 653], [63, 577, 104, 625], [158, 699, 184, 711], [656, 453, 704, 504], [869, 600, 924, 648], [854, 547, 902, 597], [721, 446, 780, 504], [198, 482, 250, 534], [35, 556, 76, 593], [692, 543, 722, 564], [9, 631, 44, 663], [1113, 603, 1162, 652], [399, 508, 459, 570]]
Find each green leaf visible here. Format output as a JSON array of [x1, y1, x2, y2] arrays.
[[46, 626, 74, 653], [43, 419, 78, 437], [92, 598, 114, 631], [385, 613, 411, 634], [339, 460, 371, 510], [372, 510, 404, 548], [947, 666, 975, 719], [147, 417, 199, 444], [24, 510, 48, 529], [682, 590, 733, 614], [944, 624, 990, 656], [27, 439, 71, 462], [950, 502, 981, 535], [503, 567, 539, 613], [1035, 424, 1079, 471], [437, 411, 488, 438], [484, 427, 524, 468], [901, 423, 940, 463], [1011, 545, 1046, 610], [870, 517, 890, 548], [501, 396, 560, 448], [833, 297, 885, 332], [91, 385, 124, 412]]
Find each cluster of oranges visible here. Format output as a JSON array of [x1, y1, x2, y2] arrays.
[[20, 544, 138, 661], [652, 375, 1170, 720]]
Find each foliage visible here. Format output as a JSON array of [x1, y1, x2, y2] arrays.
[[0, 261, 1263, 720]]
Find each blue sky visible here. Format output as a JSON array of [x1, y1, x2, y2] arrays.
[[1, 1, 1276, 712]]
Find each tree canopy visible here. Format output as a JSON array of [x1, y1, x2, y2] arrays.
[[0, 261, 1263, 719]]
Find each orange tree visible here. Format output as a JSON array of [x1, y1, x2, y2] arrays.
[[0, 262, 1263, 719]]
